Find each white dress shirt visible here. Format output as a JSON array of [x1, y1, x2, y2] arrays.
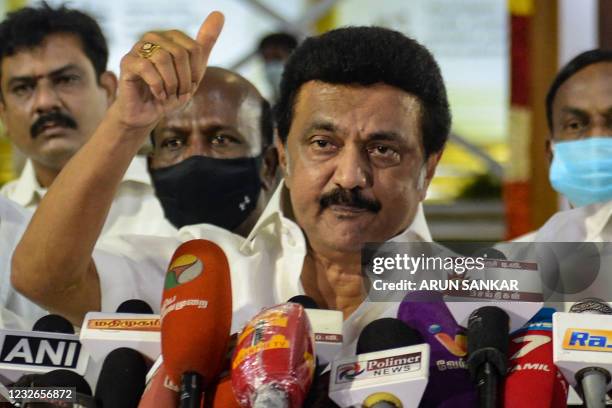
[[0, 157, 177, 237], [91, 183, 432, 351], [0, 196, 41, 329], [0, 156, 176, 329]]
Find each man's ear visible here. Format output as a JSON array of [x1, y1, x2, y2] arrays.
[[419, 150, 443, 201], [0, 98, 6, 124], [545, 137, 553, 164], [274, 133, 293, 188], [275, 132, 288, 173], [259, 145, 279, 191], [99, 71, 118, 105]]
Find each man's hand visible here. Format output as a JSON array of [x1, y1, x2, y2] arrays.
[[113, 11, 224, 133]]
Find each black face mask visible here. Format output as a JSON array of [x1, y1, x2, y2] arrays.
[[150, 155, 262, 230]]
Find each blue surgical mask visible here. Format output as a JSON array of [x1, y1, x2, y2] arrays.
[[264, 61, 284, 96], [549, 137, 612, 207]]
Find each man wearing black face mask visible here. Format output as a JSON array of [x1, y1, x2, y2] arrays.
[[148, 67, 278, 236]]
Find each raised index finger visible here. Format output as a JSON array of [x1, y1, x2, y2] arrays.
[[193, 11, 225, 85]]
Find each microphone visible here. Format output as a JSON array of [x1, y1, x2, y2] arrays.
[[80, 310, 160, 363], [288, 295, 343, 367], [329, 318, 430, 408], [161, 239, 233, 405], [444, 254, 543, 332], [116, 299, 155, 314], [231, 302, 315, 408], [0, 321, 89, 383], [503, 307, 569, 407], [95, 347, 148, 407], [396, 291, 477, 407], [30, 369, 96, 407], [32, 314, 75, 334], [209, 374, 241, 408], [553, 298, 612, 408], [467, 306, 510, 408]]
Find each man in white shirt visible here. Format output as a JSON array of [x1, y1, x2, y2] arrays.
[[12, 12, 447, 346], [148, 67, 279, 236], [513, 49, 612, 242], [0, 3, 174, 237]]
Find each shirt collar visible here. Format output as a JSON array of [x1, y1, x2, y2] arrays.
[[242, 181, 433, 250], [536, 200, 612, 241], [10, 160, 44, 207], [10, 156, 152, 207], [123, 156, 155, 185]]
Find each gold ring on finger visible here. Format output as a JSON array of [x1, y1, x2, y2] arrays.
[[138, 42, 162, 59]]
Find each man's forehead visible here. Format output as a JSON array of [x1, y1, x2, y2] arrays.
[[554, 62, 612, 108], [1, 33, 89, 79], [292, 80, 423, 134]]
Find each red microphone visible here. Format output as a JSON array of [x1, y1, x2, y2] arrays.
[[503, 308, 568, 407], [231, 302, 316, 408], [161, 239, 233, 405], [209, 375, 241, 408]]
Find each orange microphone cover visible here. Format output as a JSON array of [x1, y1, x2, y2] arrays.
[[160, 239, 233, 386]]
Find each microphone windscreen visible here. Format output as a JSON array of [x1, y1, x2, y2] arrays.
[[161, 239, 233, 386], [32, 314, 74, 334], [467, 306, 509, 378], [209, 375, 241, 408], [397, 292, 476, 407], [356, 318, 423, 355], [116, 299, 155, 314], [287, 295, 319, 309], [232, 302, 315, 408], [503, 308, 568, 408], [32, 369, 92, 396], [95, 347, 148, 407]]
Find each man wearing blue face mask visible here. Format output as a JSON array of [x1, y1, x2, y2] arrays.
[[536, 49, 612, 241], [257, 32, 298, 103], [148, 67, 279, 236]]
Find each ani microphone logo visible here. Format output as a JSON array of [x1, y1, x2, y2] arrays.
[[336, 362, 365, 383], [164, 254, 203, 289], [563, 328, 612, 352]]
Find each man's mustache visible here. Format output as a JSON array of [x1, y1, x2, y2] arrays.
[[319, 188, 382, 213], [30, 111, 77, 139]]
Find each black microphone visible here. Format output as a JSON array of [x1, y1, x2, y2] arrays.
[[357, 317, 424, 354], [116, 299, 155, 314], [32, 314, 74, 334], [31, 369, 95, 407], [288, 295, 320, 310], [467, 306, 509, 408], [95, 347, 148, 407]]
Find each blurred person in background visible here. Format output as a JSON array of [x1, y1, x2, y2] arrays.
[[0, 2, 175, 237], [257, 32, 298, 102], [534, 49, 612, 241], [149, 67, 278, 235]]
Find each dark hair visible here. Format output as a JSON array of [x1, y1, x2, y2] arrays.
[[546, 49, 612, 131], [0, 1, 108, 81], [258, 32, 298, 54], [274, 26, 451, 158]]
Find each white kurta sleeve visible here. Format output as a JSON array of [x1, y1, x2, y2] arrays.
[[93, 234, 183, 313]]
